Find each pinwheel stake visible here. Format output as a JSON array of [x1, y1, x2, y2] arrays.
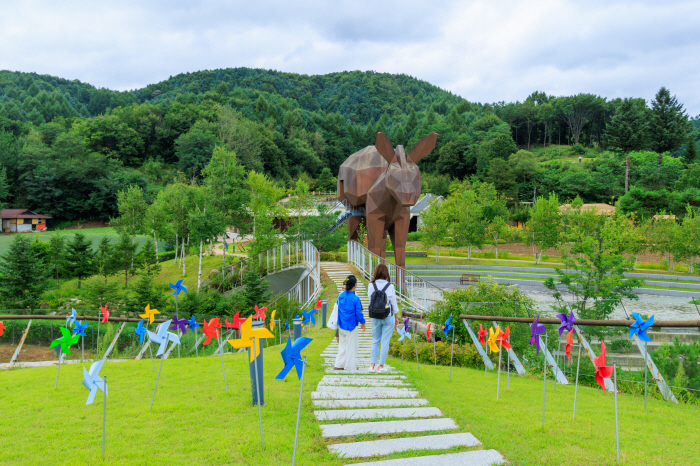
[[135, 319, 155, 371], [495, 326, 512, 402], [97, 305, 109, 359], [613, 362, 620, 463], [411, 322, 420, 372], [573, 339, 583, 420], [629, 312, 654, 410], [102, 375, 107, 459], [187, 315, 199, 357], [73, 320, 88, 361], [427, 323, 435, 366], [252, 337, 264, 447], [292, 356, 307, 466], [50, 327, 79, 390], [169, 280, 188, 362], [216, 329, 228, 393], [148, 320, 181, 411], [542, 332, 548, 428], [443, 314, 455, 381]]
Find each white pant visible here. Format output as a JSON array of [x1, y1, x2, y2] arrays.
[[335, 327, 359, 370]]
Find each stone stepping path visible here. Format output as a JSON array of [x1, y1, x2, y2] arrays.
[[317, 262, 507, 464]]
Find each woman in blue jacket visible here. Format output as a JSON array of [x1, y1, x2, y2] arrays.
[[334, 275, 366, 371]]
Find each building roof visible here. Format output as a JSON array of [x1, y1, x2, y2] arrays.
[[411, 194, 443, 215], [0, 209, 52, 219], [559, 203, 615, 215]]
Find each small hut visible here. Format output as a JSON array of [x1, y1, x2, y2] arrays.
[[0, 209, 52, 233]]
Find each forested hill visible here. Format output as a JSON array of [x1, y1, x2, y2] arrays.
[[0, 68, 464, 124]]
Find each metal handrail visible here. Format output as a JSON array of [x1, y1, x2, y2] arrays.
[[346, 240, 444, 313], [263, 240, 321, 310]]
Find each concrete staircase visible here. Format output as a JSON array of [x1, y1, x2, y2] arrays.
[[318, 262, 507, 465]]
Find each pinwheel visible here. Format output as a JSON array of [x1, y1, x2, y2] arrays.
[[96, 305, 109, 359], [565, 330, 574, 364], [50, 327, 79, 390], [496, 326, 512, 350], [100, 304, 109, 323], [302, 308, 317, 326], [147, 320, 181, 357], [445, 313, 457, 381], [529, 314, 546, 355], [134, 319, 148, 344], [444, 314, 453, 336], [629, 313, 654, 342], [169, 317, 188, 335], [314, 300, 323, 311], [228, 317, 274, 363], [478, 323, 487, 346], [72, 320, 88, 337], [556, 310, 576, 336], [253, 304, 267, 321], [202, 318, 221, 345], [82, 360, 107, 405], [270, 310, 277, 332], [225, 318, 236, 331], [426, 323, 432, 341], [594, 340, 614, 392], [66, 308, 77, 328], [187, 315, 199, 332], [276, 336, 312, 380], [0, 321, 5, 337], [169, 279, 188, 296], [487, 327, 501, 353], [397, 325, 411, 341], [140, 304, 160, 325], [169, 280, 188, 362], [285, 322, 290, 330], [403, 317, 410, 332], [427, 322, 436, 366]]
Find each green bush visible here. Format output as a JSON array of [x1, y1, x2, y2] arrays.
[[569, 143, 586, 155], [407, 231, 423, 241], [320, 252, 346, 262]]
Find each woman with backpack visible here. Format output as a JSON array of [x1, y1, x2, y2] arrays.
[[368, 264, 399, 373], [334, 275, 366, 371]]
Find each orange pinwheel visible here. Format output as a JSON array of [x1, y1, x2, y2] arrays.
[[228, 317, 274, 362], [487, 327, 501, 353], [594, 340, 614, 392], [253, 305, 267, 321], [565, 330, 574, 364], [477, 323, 487, 345], [495, 325, 512, 349], [100, 305, 109, 323], [202, 318, 222, 345]]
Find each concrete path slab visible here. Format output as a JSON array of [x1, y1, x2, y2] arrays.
[[313, 398, 429, 409], [322, 375, 406, 380], [315, 406, 442, 421], [318, 380, 408, 387], [320, 418, 457, 437], [329, 432, 481, 458], [345, 449, 506, 465], [312, 387, 418, 399], [324, 367, 398, 374]]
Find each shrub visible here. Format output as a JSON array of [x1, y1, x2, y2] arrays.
[[569, 143, 586, 155]]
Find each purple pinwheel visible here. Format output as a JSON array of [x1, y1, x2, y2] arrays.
[[529, 314, 546, 355], [169, 317, 188, 335], [403, 317, 410, 333], [555, 311, 576, 336]]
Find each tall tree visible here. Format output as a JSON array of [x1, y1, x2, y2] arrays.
[[650, 87, 689, 165], [555, 94, 604, 145], [419, 199, 448, 262], [66, 233, 94, 289], [111, 230, 138, 286], [0, 236, 47, 309], [526, 193, 561, 264], [247, 170, 285, 257], [604, 97, 649, 191], [683, 136, 699, 166], [47, 234, 67, 289]]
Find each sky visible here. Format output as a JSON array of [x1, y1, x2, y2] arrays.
[[2, 0, 700, 114]]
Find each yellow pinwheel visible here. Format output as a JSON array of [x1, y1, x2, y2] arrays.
[[140, 304, 160, 324], [270, 310, 277, 332], [228, 317, 274, 362], [487, 327, 502, 353]]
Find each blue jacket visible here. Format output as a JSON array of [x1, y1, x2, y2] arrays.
[[337, 290, 365, 331]]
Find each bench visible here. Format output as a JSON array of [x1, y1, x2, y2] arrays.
[[460, 274, 480, 285]]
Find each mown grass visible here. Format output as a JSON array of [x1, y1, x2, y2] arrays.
[[0, 227, 156, 255], [390, 357, 700, 465]]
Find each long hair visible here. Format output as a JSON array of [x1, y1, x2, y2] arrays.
[[371, 264, 390, 283], [344, 275, 357, 291]]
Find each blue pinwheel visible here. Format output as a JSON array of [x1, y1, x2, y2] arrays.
[[66, 308, 77, 328], [169, 280, 188, 296], [169, 317, 188, 334], [276, 336, 312, 380], [223, 237, 229, 250], [397, 326, 411, 341], [134, 319, 148, 344], [82, 360, 107, 405], [72, 320, 88, 337], [301, 308, 317, 326], [285, 322, 289, 330], [294, 314, 301, 319], [444, 313, 453, 336], [556, 310, 576, 336], [187, 315, 199, 332], [529, 314, 546, 355], [629, 313, 654, 342], [147, 319, 181, 356]]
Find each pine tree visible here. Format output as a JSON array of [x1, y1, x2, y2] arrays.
[[127, 274, 167, 314], [111, 231, 137, 286], [0, 235, 48, 309], [683, 136, 699, 165], [66, 233, 94, 289], [47, 234, 67, 289], [242, 265, 270, 314], [137, 239, 161, 277], [650, 87, 689, 164], [95, 237, 113, 284], [604, 98, 649, 191]]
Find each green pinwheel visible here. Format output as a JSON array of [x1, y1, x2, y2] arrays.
[[50, 327, 80, 355]]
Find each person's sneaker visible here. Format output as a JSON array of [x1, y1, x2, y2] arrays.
[[378, 365, 388, 373], [333, 367, 344, 370], [369, 364, 376, 372]]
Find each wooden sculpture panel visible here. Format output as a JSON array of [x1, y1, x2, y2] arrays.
[[338, 132, 437, 268]]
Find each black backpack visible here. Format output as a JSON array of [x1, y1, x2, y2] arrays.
[[369, 282, 392, 319]]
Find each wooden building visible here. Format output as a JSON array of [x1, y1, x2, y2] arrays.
[[0, 209, 52, 233]]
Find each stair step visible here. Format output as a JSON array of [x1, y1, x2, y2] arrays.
[[328, 432, 481, 459], [318, 380, 409, 387], [315, 406, 441, 421], [346, 449, 507, 465], [313, 398, 428, 409], [312, 387, 418, 399], [320, 417, 457, 437]]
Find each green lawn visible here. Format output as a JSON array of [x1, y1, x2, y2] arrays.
[[0, 227, 157, 255]]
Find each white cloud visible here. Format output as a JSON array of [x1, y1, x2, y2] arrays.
[[1, 0, 699, 113]]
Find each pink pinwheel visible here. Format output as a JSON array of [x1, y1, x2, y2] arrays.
[[477, 323, 487, 345], [100, 304, 109, 323], [555, 310, 576, 336], [169, 317, 188, 334], [529, 314, 546, 355], [594, 340, 614, 392]]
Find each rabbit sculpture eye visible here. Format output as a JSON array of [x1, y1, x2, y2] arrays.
[[337, 131, 438, 268]]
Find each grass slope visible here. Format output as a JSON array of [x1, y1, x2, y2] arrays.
[[0, 228, 155, 256]]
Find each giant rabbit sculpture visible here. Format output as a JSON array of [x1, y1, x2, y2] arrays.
[[337, 132, 437, 268]]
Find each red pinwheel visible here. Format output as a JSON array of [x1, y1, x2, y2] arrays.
[[100, 304, 109, 323], [496, 325, 512, 349], [230, 312, 246, 330], [477, 323, 487, 346], [0, 321, 5, 337], [565, 330, 574, 364], [314, 300, 323, 310], [426, 323, 432, 341], [594, 340, 614, 392], [225, 318, 236, 330], [253, 305, 267, 321], [202, 318, 222, 345]]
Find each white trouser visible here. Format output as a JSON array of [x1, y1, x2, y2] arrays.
[[335, 327, 359, 370]]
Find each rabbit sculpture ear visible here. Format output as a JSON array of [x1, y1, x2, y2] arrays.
[[375, 132, 397, 164], [407, 132, 438, 163]]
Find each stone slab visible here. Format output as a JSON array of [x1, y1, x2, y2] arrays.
[[329, 432, 481, 458], [345, 449, 506, 465], [312, 387, 418, 399], [320, 418, 457, 437], [324, 367, 399, 374], [322, 375, 406, 381], [318, 380, 408, 387], [315, 407, 442, 421], [313, 398, 428, 409]]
